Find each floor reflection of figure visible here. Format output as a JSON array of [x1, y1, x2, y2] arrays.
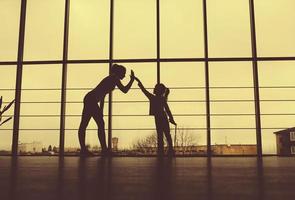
[[78, 157, 87, 200], [134, 77, 176, 156], [77, 157, 112, 200], [78, 64, 135, 156], [154, 157, 174, 200]]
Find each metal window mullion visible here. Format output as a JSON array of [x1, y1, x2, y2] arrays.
[[156, 0, 160, 83], [12, 0, 27, 156], [249, 0, 262, 157], [59, 0, 70, 156], [202, 0, 211, 157], [108, 0, 114, 152]]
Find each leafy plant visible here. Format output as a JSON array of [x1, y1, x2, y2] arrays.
[[0, 96, 14, 126]]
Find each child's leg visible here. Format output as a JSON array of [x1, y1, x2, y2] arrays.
[[155, 117, 164, 156], [163, 119, 174, 153]]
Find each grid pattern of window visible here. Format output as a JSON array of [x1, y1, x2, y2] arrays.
[[1, 0, 295, 156]]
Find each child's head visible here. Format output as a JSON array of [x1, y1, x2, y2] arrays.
[[111, 64, 126, 79], [153, 83, 167, 96]]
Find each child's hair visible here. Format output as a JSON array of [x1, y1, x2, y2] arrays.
[[111, 64, 126, 76], [164, 88, 170, 100], [153, 83, 166, 96]]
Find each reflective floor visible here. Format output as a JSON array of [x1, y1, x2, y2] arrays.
[[0, 156, 294, 200]]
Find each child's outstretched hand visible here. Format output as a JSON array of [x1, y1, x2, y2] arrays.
[[169, 118, 177, 125], [130, 70, 135, 80], [133, 76, 142, 84]]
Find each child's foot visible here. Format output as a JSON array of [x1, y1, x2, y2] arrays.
[[167, 149, 175, 157]]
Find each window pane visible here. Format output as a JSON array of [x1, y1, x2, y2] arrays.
[[24, 0, 65, 60], [255, 0, 295, 57], [259, 61, 295, 154], [19, 65, 61, 155], [160, 0, 204, 58], [0, 66, 16, 154], [209, 62, 256, 152], [68, 0, 110, 60], [114, 0, 156, 59], [161, 62, 206, 128], [65, 64, 109, 153], [0, 0, 21, 61], [113, 63, 156, 152], [207, 0, 252, 57], [161, 62, 206, 154]]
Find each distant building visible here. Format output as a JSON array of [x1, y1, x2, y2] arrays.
[[274, 127, 295, 156], [112, 137, 118, 151], [18, 141, 43, 153], [211, 144, 257, 155]]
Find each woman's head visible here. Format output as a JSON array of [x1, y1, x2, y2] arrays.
[[153, 83, 166, 96], [111, 64, 126, 79]]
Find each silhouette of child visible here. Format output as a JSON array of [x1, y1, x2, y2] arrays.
[[134, 77, 176, 156], [79, 64, 135, 156]]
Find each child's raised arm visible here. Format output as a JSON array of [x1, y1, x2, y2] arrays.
[[134, 77, 153, 99]]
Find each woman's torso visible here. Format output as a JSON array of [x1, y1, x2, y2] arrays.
[[84, 76, 117, 103]]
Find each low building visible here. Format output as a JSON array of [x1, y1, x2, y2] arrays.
[[211, 144, 257, 155], [18, 141, 43, 153], [274, 127, 295, 156]]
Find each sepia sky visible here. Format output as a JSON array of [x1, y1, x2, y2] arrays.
[[1, 0, 295, 154]]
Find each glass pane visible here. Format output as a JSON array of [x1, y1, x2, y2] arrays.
[[19, 65, 61, 155], [0, 66, 16, 154], [207, 0, 252, 57], [68, 0, 110, 60], [259, 61, 295, 154], [209, 62, 256, 154], [211, 130, 257, 155], [161, 62, 206, 127], [160, 0, 204, 58], [114, 129, 207, 155], [161, 62, 206, 154], [24, 0, 65, 60], [65, 64, 109, 153], [255, 0, 295, 57], [0, 0, 21, 61], [113, 0, 156, 59], [113, 63, 156, 154]]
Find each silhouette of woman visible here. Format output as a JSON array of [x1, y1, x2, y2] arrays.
[[134, 77, 176, 156], [79, 64, 135, 156]]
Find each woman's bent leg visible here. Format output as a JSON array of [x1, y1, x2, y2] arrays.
[[93, 108, 108, 154], [78, 107, 91, 153]]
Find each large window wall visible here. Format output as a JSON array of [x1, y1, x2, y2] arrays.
[[0, 0, 295, 156]]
